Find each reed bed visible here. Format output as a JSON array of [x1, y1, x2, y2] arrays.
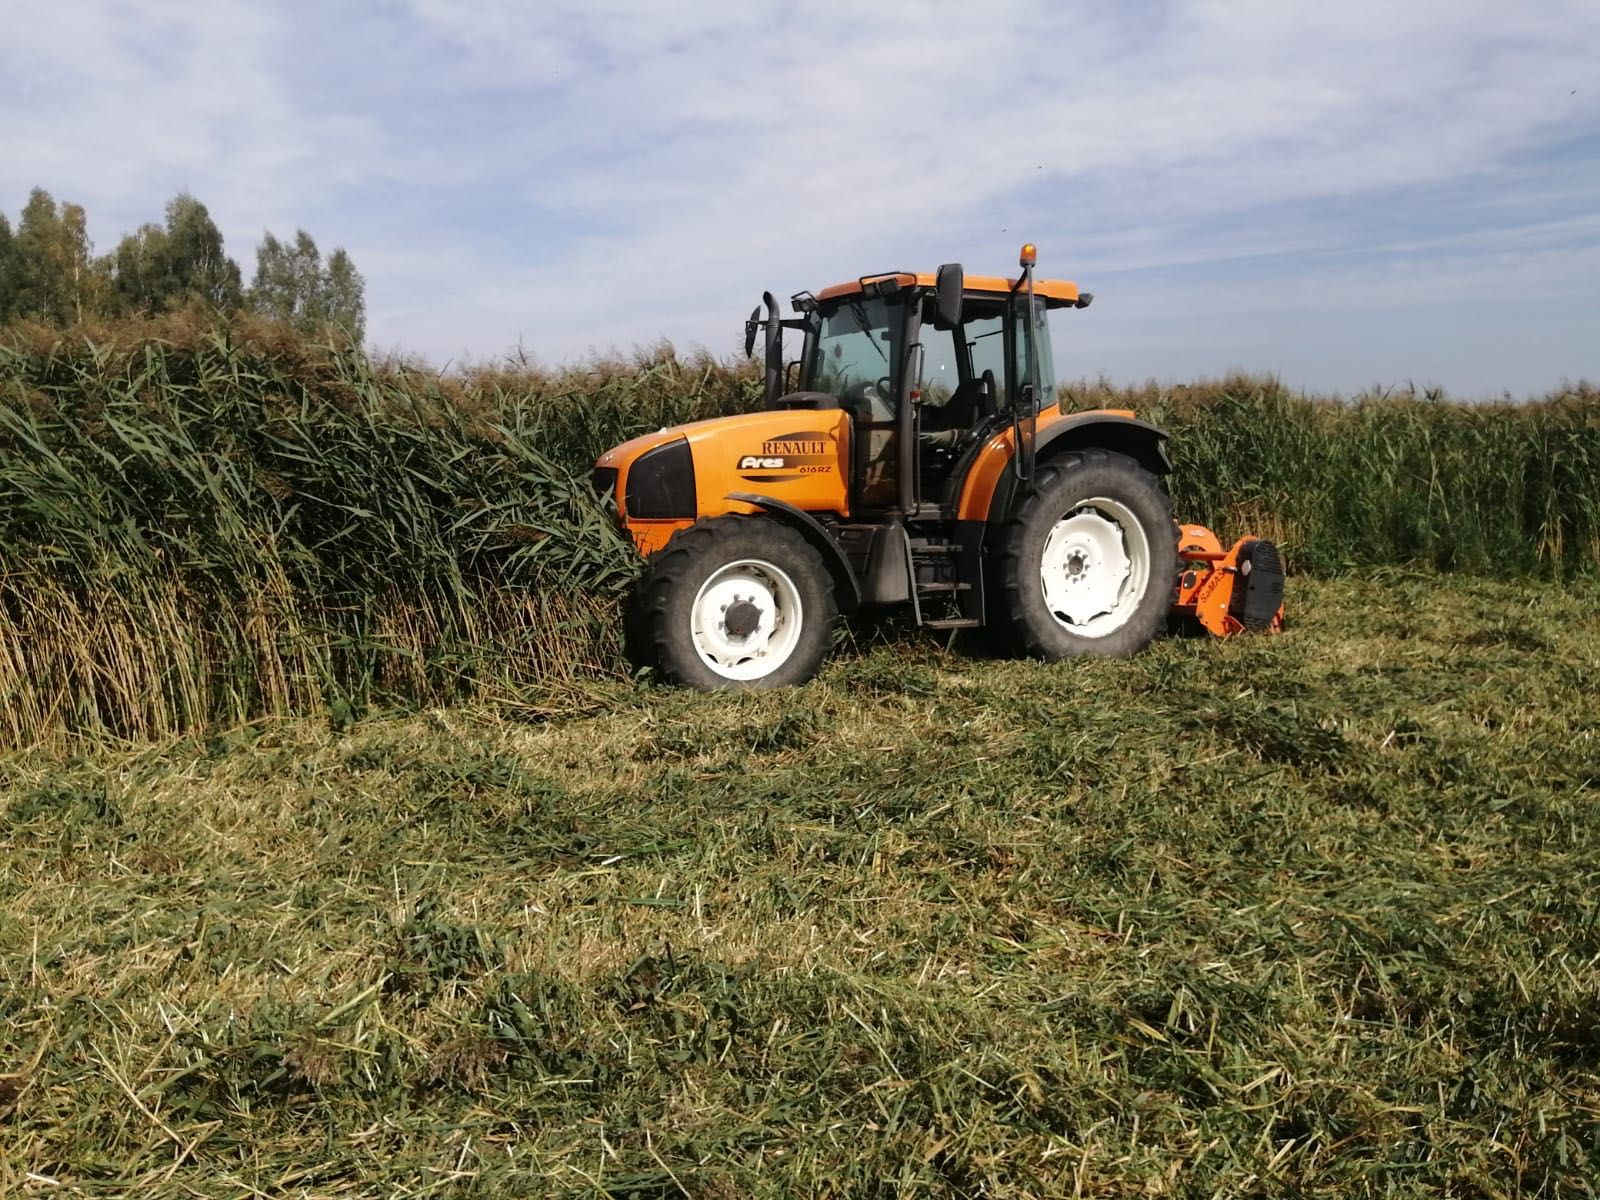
[[0, 318, 754, 747], [0, 317, 1595, 748], [1110, 376, 1600, 577]]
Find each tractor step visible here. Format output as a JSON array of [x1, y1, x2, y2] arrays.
[[915, 581, 972, 594], [922, 617, 980, 630]]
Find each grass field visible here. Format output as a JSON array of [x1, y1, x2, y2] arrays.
[[3, 572, 1598, 1197]]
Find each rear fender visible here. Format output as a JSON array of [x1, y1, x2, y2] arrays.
[[979, 414, 1172, 527], [1036, 415, 1171, 478]]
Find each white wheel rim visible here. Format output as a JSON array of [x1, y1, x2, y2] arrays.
[[1039, 496, 1152, 637], [690, 559, 805, 681]]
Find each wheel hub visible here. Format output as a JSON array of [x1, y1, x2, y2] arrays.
[[723, 598, 762, 638]]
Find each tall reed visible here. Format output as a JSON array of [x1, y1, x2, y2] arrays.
[[1082, 374, 1600, 576], [0, 318, 755, 747], [0, 318, 1594, 748]]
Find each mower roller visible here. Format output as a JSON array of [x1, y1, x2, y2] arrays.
[[594, 245, 1283, 688]]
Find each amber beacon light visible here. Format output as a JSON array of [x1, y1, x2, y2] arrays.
[[1019, 243, 1037, 267]]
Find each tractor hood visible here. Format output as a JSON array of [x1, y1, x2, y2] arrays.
[[594, 407, 853, 526]]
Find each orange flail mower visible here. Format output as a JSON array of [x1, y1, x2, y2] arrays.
[[1172, 525, 1287, 637], [595, 245, 1284, 689]]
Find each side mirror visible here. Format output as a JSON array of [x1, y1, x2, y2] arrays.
[[935, 262, 963, 327], [744, 305, 760, 357]]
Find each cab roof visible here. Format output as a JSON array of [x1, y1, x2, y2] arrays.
[[815, 272, 1081, 308]]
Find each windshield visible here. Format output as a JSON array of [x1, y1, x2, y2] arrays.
[[804, 296, 900, 413]]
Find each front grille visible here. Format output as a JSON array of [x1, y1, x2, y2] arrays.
[[624, 438, 696, 519]]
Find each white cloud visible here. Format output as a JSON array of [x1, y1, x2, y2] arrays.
[[3, 0, 1598, 391], [385, 1, 1600, 364]]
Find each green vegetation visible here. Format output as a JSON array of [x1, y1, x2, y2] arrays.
[[109, 195, 244, 317], [0, 310, 1595, 1194], [0, 318, 750, 750], [0, 190, 98, 327], [0, 188, 364, 337], [2, 575, 1596, 1195], [1120, 378, 1600, 579], [248, 231, 367, 344], [0, 319, 1595, 749]]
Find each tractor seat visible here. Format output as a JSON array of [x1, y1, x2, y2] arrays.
[[921, 377, 986, 434]]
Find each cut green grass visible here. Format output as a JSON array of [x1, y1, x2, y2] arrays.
[[3, 574, 1598, 1196]]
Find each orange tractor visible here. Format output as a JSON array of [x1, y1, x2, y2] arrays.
[[594, 246, 1282, 688]]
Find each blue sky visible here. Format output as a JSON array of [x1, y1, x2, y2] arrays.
[[3, 0, 1597, 396]]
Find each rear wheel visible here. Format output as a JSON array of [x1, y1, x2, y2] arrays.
[[631, 516, 836, 689], [995, 450, 1178, 659]]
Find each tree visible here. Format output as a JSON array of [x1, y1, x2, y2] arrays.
[[248, 228, 365, 342], [0, 189, 362, 335], [163, 194, 242, 310], [248, 230, 320, 326], [9, 188, 100, 325], [323, 248, 366, 343], [109, 193, 242, 315], [110, 222, 172, 315], [0, 214, 15, 323]]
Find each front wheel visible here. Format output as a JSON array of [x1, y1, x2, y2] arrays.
[[994, 450, 1179, 659], [631, 516, 837, 689]]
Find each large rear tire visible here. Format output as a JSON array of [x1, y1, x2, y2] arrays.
[[631, 516, 836, 689], [994, 450, 1178, 659]]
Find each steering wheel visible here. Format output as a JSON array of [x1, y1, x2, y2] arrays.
[[874, 376, 892, 401]]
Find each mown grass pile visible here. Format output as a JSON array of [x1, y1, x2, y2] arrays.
[[2, 576, 1597, 1195], [0, 316, 1596, 748]]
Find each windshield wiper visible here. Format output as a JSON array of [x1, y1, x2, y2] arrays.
[[847, 298, 889, 366]]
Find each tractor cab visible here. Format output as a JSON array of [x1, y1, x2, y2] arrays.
[[748, 252, 1091, 515]]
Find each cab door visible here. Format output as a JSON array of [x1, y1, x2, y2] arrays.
[[799, 292, 910, 511]]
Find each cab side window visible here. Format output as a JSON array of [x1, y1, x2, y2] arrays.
[[809, 296, 897, 413], [966, 313, 1008, 409], [1013, 302, 1056, 412], [917, 322, 961, 409]]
